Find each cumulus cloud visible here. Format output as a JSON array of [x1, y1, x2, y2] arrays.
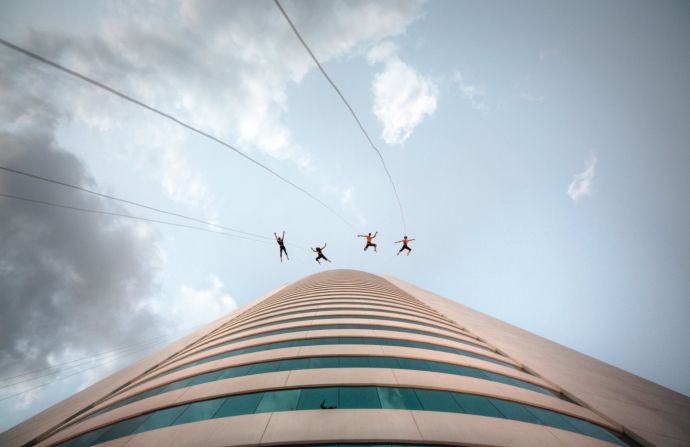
[[0, 47, 170, 425], [0, 132, 166, 393], [451, 71, 489, 112], [568, 155, 598, 200], [167, 275, 238, 328], [0, 0, 425, 427], [18, 0, 422, 162], [368, 41, 439, 145]]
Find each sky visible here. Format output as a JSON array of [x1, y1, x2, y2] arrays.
[[0, 0, 689, 432]]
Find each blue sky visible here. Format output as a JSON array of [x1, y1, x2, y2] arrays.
[[0, 0, 688, 431]]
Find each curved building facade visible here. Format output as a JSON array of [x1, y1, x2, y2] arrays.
[[2, 270, 687, 447]]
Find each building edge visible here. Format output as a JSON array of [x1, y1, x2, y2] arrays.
[[384, 275, 690, 447], [0, 284, 289, 447]]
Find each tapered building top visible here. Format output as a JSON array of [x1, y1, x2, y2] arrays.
[[1, 270, 687, 447]]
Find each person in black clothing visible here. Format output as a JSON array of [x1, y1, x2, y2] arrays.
[[312, 243, 331, 264], [274, 231, 289, 262]]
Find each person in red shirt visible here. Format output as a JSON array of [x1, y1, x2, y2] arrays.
[[358, 231, 378, 252], [395, 235, 415, 256], [312, 243, 331, 264]]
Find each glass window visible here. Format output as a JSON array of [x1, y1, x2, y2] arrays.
[[219, 364, 252, 379], [396, 358, 426, 370], [61, 427, 109, 447], [134, 405, 188, 433], [187, 370, 223, 386], [483, 372, 516, 387], [424, 361, 457, 374], [564, 416, 626, 445], [173, 398, 225, 424], [452, 393, 501, 417], [214, 393, 264, 418], [339, 356, 370, 367], [162, 378, 193, 393], [297, 387, 339, 410], [525, 406, 578, 432], [367, 357, 399, 368], [91, 415, 149, 445], [414, 389, 461, 412], [248, 361, 281, 374], [453, 366, 488, 380], [339, 386, 381, 409], [309, 357, 339, 368], [489, 398, 541, 423], [278, 358, 310, 371], [255, 389, 301, 413], [378, 387, 422, 410]]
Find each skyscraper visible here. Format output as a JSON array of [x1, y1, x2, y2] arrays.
[[2, 270, 687, 447]]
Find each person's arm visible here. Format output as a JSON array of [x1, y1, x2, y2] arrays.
[[311, 247, 316, 252], [357, 234, 365, 238], [394, 240, 402, 244], [282, 231, 285, 240], [373, 231, 378, 238], [274, 232, 278, 241], [322, 242, 327, 250], [409, 238, 416, 242]]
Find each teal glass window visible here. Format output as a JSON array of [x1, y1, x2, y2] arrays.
[[452, 393, 502, 417], [91, 415, 149, 445], [367, 357, 399, 368], [60, 426, 109, 447], [415, 389, 462, 412], [85, 353, 551, 422], [58, 387, 629, 447], [134, 405, 188, 433], [308, 357, 339, 368], [564, 415, 627, 446], [378, 387, 422, 410], [339, 386, 380, 409], [278, 358, 310, 371], [297, 387, 339, 410], [489, 398, 541, 423], [525, 406, 578, 432], [173, 397, 225, 424], [255, 389, 301, 413], [339, 356, 370, 367], [455, 365, 487, 379], [214, 393, 263, 418], [248, 361, 281, 374], [218, 364, 252, 379]]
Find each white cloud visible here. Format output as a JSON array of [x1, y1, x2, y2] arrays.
[[568, 156, 598, 200], [20, 0, 424, 204], [451, 71, 489, 112], [368, 41, 439, 145], [167, 275, 238, 328]]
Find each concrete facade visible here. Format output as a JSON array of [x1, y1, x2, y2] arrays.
[[1, 270, 686, 447]]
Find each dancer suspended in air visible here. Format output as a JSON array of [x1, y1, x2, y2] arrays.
[[312, 243, 331, 264], [395, 235, 415, 256], [274, 231, 289, 262], [358, 231, 378, 252]]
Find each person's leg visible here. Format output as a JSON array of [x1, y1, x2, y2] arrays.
[[406, 246, 412, 256], [397, 246, 404, 256], [364, 243, 368, 251], [372, 243, 377, 252]]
